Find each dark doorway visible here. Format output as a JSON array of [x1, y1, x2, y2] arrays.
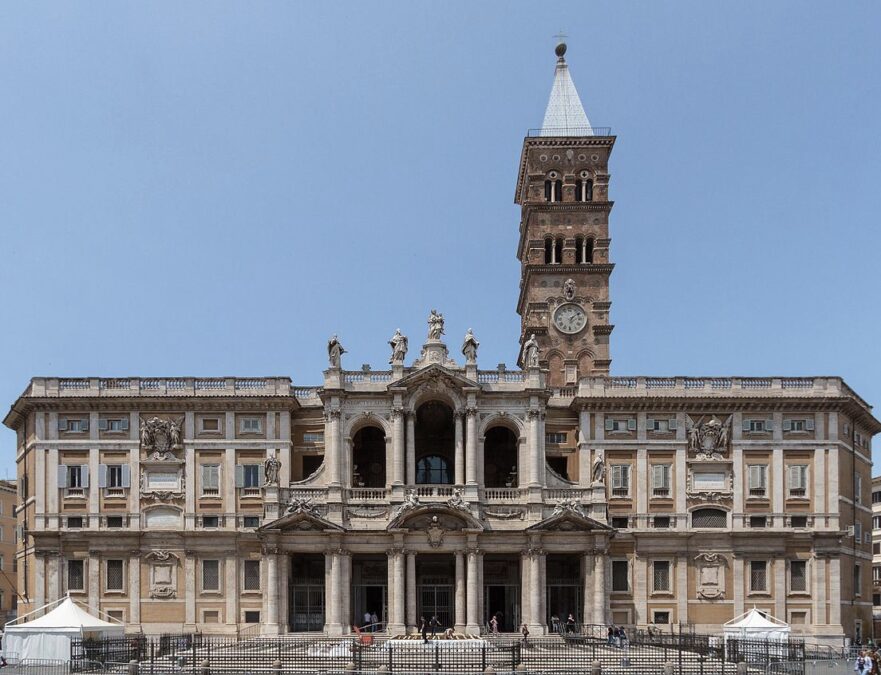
[[352, 555, 388, 631], [352, 426, 386, 488], [484, 555, 520, 631], [416, 554, 455, 629], [415, 402, 455, 485], [289, 554, 325, 632], [546, 554, 581, 629], [484, 427, 519, 488]]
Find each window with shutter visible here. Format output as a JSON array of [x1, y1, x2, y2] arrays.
[[201, 465, 220, 495], [748, 465, 767, 496], [652, 464, 671, 496], [626, 418, 636, 431], [610, 465, 630, 496], [604, 418, 614, 432], [788, 465, 808, 497]]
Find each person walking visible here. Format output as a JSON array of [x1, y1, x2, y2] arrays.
[[420, 616, 428, 644], [607, 625, 615, 646], [430, 615, 440, 638], [520, 623, 529, 647], [565, 613, 576, 635], [855, 651, 873, 675]]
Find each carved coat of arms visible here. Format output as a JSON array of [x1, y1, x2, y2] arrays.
[[695, 552, 727, 599], [685, 415, 732, 460], [140, 417, 183, 460]]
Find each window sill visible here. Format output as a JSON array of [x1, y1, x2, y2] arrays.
[[199, 494, 222, 501], [200, 590, 223, 597], [104, 590, 126, 596], [650, 591, 674, 598], [241, 590, 262, 596], [747, 591, 771, 597], [788, 591, 810, 597]]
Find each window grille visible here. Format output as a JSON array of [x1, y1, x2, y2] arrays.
[[692, 508, 726, 528], [790, 561, 807, 592], [202, 560, 220, 591], [244, 560, 260, 591], [750, 561, 767, 592], [68, 560, 85, 591], [652, 561, 671, 592], [106, 560, 124, 591]]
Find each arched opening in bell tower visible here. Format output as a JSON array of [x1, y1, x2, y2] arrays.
[[415, 401, 455, 485]]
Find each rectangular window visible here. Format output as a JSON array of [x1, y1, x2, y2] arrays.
[[653, 516, 671, 529], [873, 516, 881, 530], [67, 516, 84, 529], [872, 567, 881, 584], [200, 417, 220, 433], [610, 465, 630, 497], [202, 560, 220, 592], [303, 432, 324, 443], [62, 418, 89, 433], [652, 561, 671, 592], [611, 516, 629, 529], [243, 465, 260, 489], [873, 491, 881, 505], [107, 465, 124, 488], [791, 516, 808, 529], [750, 561, 767, 593], [855, 522, 862, 542], [744, 419, 771, 433], [790, 561, 807, 593], [67, 465, 83, 489], [68, 559, 85, 591], [201, 464, 220, 495], [202, 515, 219, 529], [651, 464, 671, 497], [203, 610, 220, 624], [243, 516, 260, 529], [787, 465, 808, 497], [244, 610, 261, 624], [0, 555, 4, 570], [750, 515, 767, 528], [240, 417, 262, 433], [612, 560, 629, 592], [545, 432, 567, 445], [106, 516, 124, 528], [243, 560, 260, 591], [647, 418, 676, 432], [748, 465, 768, 497], [855, 474, 863, 504], [652, 611, 670, 625], [106, 560, 124, 592], [99, 417, 129, 433], [107, 610, 124, 622], [605, 418, 637, 433], [855, 563, 862, 596]]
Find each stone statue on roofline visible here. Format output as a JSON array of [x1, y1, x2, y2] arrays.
[[427, 309, 445, 340], [461, 328, 479, 364], [389, 328, 408, 365], [327, 334, 345, 369], [522, 333, 540, 368]]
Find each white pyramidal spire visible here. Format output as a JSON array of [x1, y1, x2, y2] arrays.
[[539, 42, 593, 136]]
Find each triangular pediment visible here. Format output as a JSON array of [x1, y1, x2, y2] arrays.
[[258, 509, 344, 533], [527, 509, 612, 533], [392, 364, 476, 391]]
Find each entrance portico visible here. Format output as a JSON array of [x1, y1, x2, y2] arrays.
[[258, 500, 612, 636]]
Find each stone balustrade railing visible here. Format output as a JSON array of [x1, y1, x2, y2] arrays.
[[342, 371, 393, 384], [346, 488, 389, 501], [29, 377, 293, 397]]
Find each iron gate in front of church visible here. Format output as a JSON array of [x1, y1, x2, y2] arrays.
[[289, 583, 325, 632], [418, 581, 453, 628]]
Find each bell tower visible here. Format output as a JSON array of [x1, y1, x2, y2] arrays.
[[515, 42, 615, 386]]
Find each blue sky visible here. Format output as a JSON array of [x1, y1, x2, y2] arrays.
[[1, 2, 879, 475]]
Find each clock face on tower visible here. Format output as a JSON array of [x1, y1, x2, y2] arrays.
[[553, 303, 587, 334]]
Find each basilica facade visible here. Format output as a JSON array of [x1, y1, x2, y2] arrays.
[[6, 44, 879, 644]]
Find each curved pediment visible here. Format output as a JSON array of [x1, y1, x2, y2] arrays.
[[387, 504, 483, 532], [392, 364, 477, 394]]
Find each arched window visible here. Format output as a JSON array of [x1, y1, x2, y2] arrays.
[[352, 426, 386, 488], [554, 238, 563, 265], [575, 237, 584, 264], [544, 174, 563, 202], [416, 455, 452, 485], [544, 238, 553, 264], [575, 173, 593, 202], [691, 508, 727, 528], [484, 427, 519, 488]]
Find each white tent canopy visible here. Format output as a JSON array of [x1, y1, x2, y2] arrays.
[[2, 596, 124, 662], [724, 608, 791, 642]]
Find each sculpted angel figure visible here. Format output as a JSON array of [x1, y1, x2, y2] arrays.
[[168, 418, 182, 447], [388, 328, 408, 365], [327, 334, 346, 368], [461, 328, 479, 363], [427, 309, 445, 340], [522, 333, 540, 368]]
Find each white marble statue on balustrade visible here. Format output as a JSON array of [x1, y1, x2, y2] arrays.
[[461, 329, 479, 364], [388, 329, 408, 365], [522, 333, 539, 368]]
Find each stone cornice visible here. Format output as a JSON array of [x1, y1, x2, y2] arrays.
[[515, 135, 616, 203], [516, 265, 614, 315]]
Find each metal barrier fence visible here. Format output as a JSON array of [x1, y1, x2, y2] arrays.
[[69, 631, 809, 674]]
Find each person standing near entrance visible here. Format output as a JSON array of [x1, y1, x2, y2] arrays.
[[520, 623, 529, 647], [430, 615, 440, 638], [489, 614, 499, 634], [420, 616, 428, 643], [363, 611, 372, 632], [370, 611, 379, 632]]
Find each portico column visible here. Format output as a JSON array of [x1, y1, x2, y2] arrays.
[[326, 550, 342, 635], [520, 551, 531, 628], [34, 554, 46, 611], [465, 408, 478, 486], [593, 554, 606, 626], [387, 548, 405, 634], [406, 413, 416, 486], [47, 554, 60, 602], [454, 413, 465, 486], [455, 552, 466, 632], [583, 552, 595, 625], [392, 409, 404, 485], [88, 550, 99, 610], [341, 552, 352, 632], [529, 547, 544, 632], [184, 553, 196, 629], [265, 551, 279, 634], [129, 553, 141, 627], [466, 548, 481, 634], [406, 552, 417, 630]]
